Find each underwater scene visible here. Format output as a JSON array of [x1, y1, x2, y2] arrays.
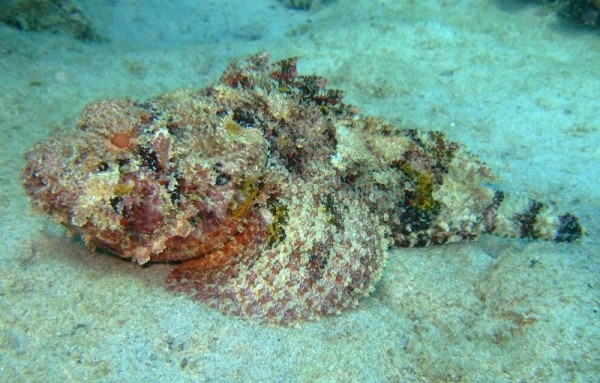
[[0, 0, 599, 382]]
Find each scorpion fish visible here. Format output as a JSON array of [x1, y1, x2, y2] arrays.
[[22, 53, 582, 325]]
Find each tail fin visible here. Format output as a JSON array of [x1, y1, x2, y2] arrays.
[[490, 192, 582, 242]]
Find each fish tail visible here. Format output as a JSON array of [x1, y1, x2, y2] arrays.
[[489, 192, 583, 242]]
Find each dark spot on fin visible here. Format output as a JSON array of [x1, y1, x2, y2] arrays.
[[516, 200, 544, 239], [484, 190, 504, 233], [555, 213, 582, 242]]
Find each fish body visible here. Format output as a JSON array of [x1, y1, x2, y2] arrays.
[[22, 53, 582, 324]]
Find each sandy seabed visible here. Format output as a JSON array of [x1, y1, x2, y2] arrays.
[[0, 1, 598, 382]]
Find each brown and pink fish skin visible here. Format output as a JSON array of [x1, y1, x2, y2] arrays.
[[21, 52, 582, 325]]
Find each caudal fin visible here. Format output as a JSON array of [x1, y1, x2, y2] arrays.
[[490, 193, 583, 242]]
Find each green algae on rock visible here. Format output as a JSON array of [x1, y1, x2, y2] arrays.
[[21, 53, 583, 325], [521, 0, 600, 28], [279, 0, 334, 10], [0, 0, 101, 41]]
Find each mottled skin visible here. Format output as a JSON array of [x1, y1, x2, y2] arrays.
[[22, 53, 582, 325]]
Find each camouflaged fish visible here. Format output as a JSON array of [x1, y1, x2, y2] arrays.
[[22, 53, 582, 325]]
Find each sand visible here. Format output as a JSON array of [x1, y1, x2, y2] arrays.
[[0, 0, 598, 382]]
